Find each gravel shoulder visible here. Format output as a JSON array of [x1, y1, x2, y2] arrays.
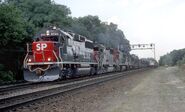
[[111, 67, 185, 112], [11, 67, 185, 112]]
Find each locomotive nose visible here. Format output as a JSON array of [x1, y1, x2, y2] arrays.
[[31, 41, 57, 63]]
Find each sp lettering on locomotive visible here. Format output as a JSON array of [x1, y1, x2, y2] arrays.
[[36, 43, 48, 51]]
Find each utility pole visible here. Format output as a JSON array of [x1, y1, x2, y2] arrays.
[[153, 44, 156, 60]]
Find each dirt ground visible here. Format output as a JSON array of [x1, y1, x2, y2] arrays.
[[13, 67, 185, 112]]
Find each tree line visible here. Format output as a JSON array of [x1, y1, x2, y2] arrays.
[[0, 0, 130, 83], [159, 48, 185, 66]]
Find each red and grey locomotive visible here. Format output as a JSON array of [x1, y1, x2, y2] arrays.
[[23, 26, 128, 82]]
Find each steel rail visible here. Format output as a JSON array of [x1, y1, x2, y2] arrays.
[[0, 68, 149, 111], [0, 72, 118, 97]]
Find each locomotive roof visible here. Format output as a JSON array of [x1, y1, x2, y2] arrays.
[[34, 27, 74, 40], [34, 27, 96, 43]]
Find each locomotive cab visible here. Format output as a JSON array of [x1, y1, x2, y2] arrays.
[[26, 27, 66, 65], [24, 27, 66, 82]]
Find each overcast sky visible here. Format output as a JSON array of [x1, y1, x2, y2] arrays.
[[55, 0, 185, 60]]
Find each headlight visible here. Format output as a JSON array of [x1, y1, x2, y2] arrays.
[[48, 58, 51, 61], [46, 30, 50, 36], [53, 26, 56, 30], [28, 59, 32, 62]]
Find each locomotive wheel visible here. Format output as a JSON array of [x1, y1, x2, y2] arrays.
[[94, 67, 98, 75], [59, 70, 66, 80], [62, 75, 67, 80], [67, 68, 73, 78], [90, 67, 95, 75], [67, 68, 77, 78]]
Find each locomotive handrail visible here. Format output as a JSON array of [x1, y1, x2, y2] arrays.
[[58, 47, 63, 69], [33, 52, 36, 62], [53, 50, 59, 65], [23, 53, 28, 68], [42, 50, 45, 62], [23, 44, 30, 68], [26, 43, 29, 52]]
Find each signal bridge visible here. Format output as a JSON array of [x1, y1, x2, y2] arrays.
[[130, 43, 156, 60]]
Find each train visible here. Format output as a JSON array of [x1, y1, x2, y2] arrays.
[[23, 26, 156, 82]]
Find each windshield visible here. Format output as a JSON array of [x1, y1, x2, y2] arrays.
[[35, 36, 59, 42]]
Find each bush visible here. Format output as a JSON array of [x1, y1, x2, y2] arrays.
[[177, 56, 185, 66], [0, 64, 15, 83]]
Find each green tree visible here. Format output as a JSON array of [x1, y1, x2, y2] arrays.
[[70, 16, 130, 54], [72, 15, 103, 41], [0, 3, 28, 82], [8, 0, 72, 31], [0, 1, 132, 82], [159, 48, 185, 66], [0, 4, 27, 47]]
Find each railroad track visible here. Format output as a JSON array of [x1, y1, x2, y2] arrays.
[[0, 75, 104, 99], [0, 82, 32, 92], [0, 68, 149, 111], [0, 73, 124, 101]]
